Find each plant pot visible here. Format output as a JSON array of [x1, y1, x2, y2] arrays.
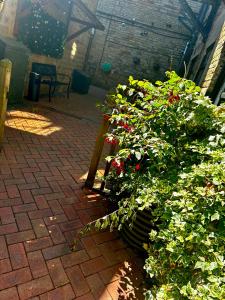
[[120, 209, 154, 252]]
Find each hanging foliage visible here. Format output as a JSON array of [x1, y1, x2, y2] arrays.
[[17, 1, 68, 58]]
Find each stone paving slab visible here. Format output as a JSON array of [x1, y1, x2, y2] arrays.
[[0, 108, 145, 299]]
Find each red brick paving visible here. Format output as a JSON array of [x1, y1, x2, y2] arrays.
[[0, 108, 145, 299]]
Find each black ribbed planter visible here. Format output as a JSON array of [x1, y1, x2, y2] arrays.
[[120, 209, 154, 252]]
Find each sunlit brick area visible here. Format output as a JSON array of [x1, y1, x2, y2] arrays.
[[0, 0, 225, 299], [0, 107, 145, 299]]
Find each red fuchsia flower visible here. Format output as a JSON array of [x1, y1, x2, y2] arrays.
[[135, 164, 141, 171], [123, 124, 134, 132], [168, 93, 180, 104], [105, 137, 118, 145], [111, 160, 118, 168], [111, 160, 125, 175], [118, 121, 125, 127], [103, 114, 111, 121], [117, 121, 134, 132]]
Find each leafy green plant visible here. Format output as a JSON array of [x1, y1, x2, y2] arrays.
[[85, 72, 225, 299]]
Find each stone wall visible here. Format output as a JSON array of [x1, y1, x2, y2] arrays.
[[1, 0, 219, 94], [27, 0, 99, 86], [83, 0, 202, 89], [0, 0, 99, 93], [187, 2, 225, 96]]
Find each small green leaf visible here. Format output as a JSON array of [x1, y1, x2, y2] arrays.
[[211, 212, 220, 221], [135, 152, 142, 160]]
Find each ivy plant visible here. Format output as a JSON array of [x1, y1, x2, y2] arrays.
[[83, 72, 225, 300]]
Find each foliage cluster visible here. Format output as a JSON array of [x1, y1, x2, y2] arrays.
[[97, 72, 225, 299]]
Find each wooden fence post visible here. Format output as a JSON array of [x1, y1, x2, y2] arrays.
[[0, 59, 12, 150], [100, 143, 117, 191], [85, 116, 110, 189]]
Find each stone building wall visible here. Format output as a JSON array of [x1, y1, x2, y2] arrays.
[[187, 3, 225, 96], [83, 0, 202, 89], [202, 21, 225, 96], [27, 0, 99, 83], [1, 0, 220, 94], [0, 0, 99, 93]]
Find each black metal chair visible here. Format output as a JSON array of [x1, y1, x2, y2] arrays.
[[31, 62, 71, 102]]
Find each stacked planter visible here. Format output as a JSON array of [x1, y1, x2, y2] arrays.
[[121, 210, 154, 252]]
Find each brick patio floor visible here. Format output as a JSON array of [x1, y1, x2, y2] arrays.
[[0, 107, 145, 299]]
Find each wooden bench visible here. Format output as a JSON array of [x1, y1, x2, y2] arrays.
[[31, 62, 71, 102]]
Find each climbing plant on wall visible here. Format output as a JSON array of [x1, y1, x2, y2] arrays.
[[17, 1, 68, 59]]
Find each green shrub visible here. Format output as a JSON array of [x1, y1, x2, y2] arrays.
[[89, 72, 225, 299]]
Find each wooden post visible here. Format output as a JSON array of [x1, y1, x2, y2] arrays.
[[85, 116, 110, 189], [100, 143, 117, 191], [0, 59, 12, 150]]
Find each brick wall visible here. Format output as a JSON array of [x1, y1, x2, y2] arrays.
[[28, 0, 99, 85], [83, 0, 202, 89], [187, 2, 225, 96], [200, 4, 225, 95], [1, 0, 217, 94], [202, 22, 225, 95], [0, 0, 99, 93]]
